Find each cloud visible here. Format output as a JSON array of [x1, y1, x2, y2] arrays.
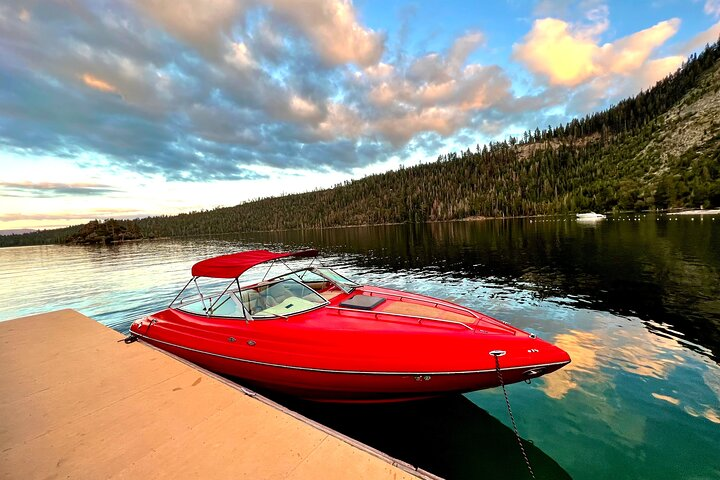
[[513, 4, 685, 114], [514, 12, 680, 88], [706, 0, 720, 17], [597, 19, 680, 75], [351, 31, 516, 144], [0, 0, 708, 187], [5, 0, 524, 176], [135, 0, 246, 58], [268, 0, 385, 67], [137, 0, 384, 67], [0, 210, 144, 222], [514, 18, 600, 87], [0, 182, 122, 198], [81, 74, 119, 93], [679, 20, 720, 53]]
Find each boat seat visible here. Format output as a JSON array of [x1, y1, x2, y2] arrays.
[[265, 285, 294, 306], [240, 289, 262, 314]]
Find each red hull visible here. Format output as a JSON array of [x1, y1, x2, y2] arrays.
[[131, 285, 570, 402]]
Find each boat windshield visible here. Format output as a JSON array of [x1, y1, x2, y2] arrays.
[[315, 268, 358, 292], [272, 267, 359, 293], [175, 291, 246, 318], [241, 278, 327, 318], [173, 278, 326, 319]]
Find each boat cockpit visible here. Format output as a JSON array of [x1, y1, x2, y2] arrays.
[[170, 267, 359, 320]]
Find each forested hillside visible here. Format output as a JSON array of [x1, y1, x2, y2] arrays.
[[3, 40, 720, 247]]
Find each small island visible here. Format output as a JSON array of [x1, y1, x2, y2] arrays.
[[65, 219, 144, 245]]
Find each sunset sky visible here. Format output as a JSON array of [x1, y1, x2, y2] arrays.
[[2, 0, 720, 230]]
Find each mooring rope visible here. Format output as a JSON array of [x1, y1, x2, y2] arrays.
[[491, 351, 536, 479]]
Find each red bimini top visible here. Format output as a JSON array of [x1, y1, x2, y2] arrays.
[[191, 249, 319, 278]]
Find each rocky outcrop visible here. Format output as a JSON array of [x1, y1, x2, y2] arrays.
[[65, 219, 144, 245]]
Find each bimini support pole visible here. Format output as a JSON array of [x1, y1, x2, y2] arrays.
[[169, 277, 194, 308], [261, 260, 275, 282], [193, 277, 208, 314], [236, 277, 253, 323]]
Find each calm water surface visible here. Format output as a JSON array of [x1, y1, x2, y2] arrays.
[[1, 214, 718, 479]]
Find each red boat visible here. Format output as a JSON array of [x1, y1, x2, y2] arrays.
[[130, 249, 571, 402]]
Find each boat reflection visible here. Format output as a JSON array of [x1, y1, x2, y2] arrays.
[[264, 393, 572, 480]]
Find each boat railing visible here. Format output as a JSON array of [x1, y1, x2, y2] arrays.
[[325, 306, 474, 331], [360, 287, 483, 320]]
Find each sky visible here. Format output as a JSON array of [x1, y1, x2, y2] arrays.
[[1, 0, 720, 231]]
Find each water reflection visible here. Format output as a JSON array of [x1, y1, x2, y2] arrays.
[[535, 312, 720, 427], [541, 330, 604, 400], [1, 215, 719, 480], [234, 215, 720, 360]]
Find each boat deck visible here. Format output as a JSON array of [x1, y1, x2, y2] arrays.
[[378, 300, 476, 323], [0, 309, 434, 479]]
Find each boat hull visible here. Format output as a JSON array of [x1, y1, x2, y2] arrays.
[[131, 284, 570, 403], [131, 327, 569, 403]]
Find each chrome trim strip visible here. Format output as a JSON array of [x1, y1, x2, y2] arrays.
[[130, 332, 570, 376], [361, 287, 482, 320]]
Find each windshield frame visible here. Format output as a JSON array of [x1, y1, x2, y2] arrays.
[[271, 266, 359, 294], [170, 277, 330, 320]]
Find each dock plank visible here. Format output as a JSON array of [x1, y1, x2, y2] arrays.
[[0, 310, 426, 480]]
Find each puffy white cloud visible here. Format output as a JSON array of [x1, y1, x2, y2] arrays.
[[515, 2, 680, 85], [513, 5, 686, 114], [637, 56, 685, 86], [357, 31, 514, 143], [597, 19, 680, 75], [268, 0, 385, 67], [137, 0, 384, 67], [513, 17, 600, 87], [136, 0, 246, 57]]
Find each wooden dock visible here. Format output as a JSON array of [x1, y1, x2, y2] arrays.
[[0, 310, 433, 479]]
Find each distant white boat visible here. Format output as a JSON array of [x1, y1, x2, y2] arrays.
[[576, 212, 606, 221]]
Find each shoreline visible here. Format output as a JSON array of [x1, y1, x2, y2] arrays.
[[666, 209, 720, 215], [2, 207, 718, 247]]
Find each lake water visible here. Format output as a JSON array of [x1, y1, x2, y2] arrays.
[[1, 214, 718, 479]]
